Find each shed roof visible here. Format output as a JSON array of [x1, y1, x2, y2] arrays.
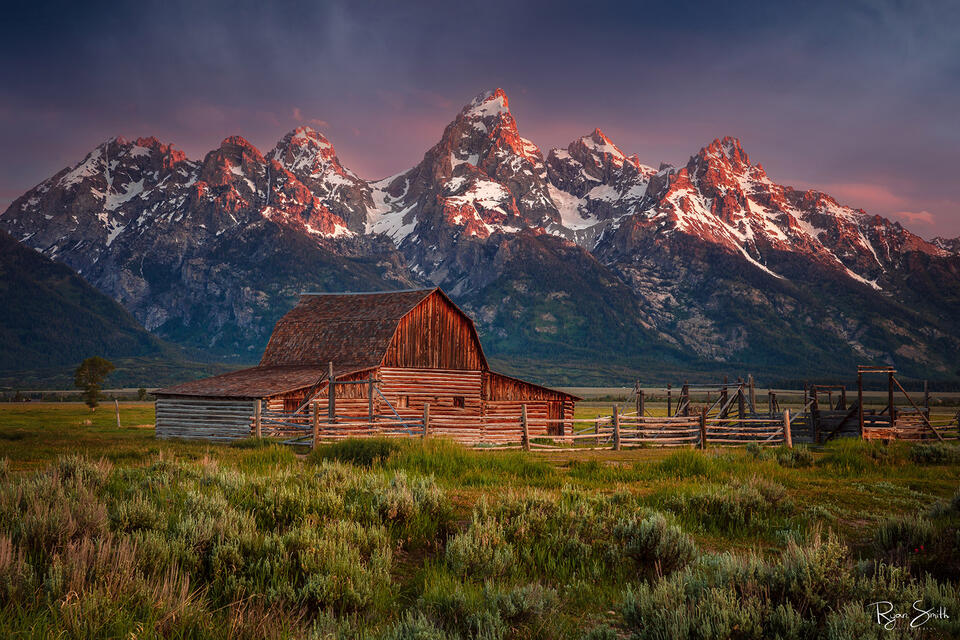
[[155, 364, 366, 398], [258, 288, 438, 369]]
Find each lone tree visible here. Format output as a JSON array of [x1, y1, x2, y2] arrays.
[[74, 357, 115, 410]]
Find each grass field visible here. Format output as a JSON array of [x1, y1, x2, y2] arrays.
[[1, 402, 959, 638]]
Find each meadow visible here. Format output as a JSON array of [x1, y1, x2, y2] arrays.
[[0, 402, 959, 639]]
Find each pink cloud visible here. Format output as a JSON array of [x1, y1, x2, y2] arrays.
[[894, 210, 935, 225], [811, 182, 905, 211], [291, 107, 328, 129]]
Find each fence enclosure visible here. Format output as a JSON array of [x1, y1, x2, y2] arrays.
[[249, 400, 793, 451]]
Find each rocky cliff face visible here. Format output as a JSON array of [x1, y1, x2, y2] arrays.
[[3, 88, 958, 381]]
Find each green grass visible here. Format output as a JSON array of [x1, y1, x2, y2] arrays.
[[1, 403, 960, 638]]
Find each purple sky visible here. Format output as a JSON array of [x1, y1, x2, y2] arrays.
[[2, 0, 959, 237]]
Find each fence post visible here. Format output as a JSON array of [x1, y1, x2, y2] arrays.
[[783, 409, 792, 448], [368, 375, 375, 422], [254, 399, 262, 439], [115, 399, 121, 428], [699, 408, 707, 449], [721, 377, 729, 417], [521, 404, 530, 451], [666, 384, 672, 417], [636, 388, 644, 417], [768, 390, 774, 417], [857, 371, 864, 437], [811, 388, 821, 443], [328, 362, 336, 423], [748, 374, 756, 412], [612, 404, 621, 451], [312, 401, 320, 448], [422, 402, 430, 439], [737, 380, 746, 418]]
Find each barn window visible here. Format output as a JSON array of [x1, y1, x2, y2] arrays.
[[396, 395, 409, 408], [453, 396, 465, 408]]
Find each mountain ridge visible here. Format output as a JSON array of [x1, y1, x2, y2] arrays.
[[3, 88, 958, 384]]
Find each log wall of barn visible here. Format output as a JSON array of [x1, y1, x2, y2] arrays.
[[156, 397, 255, 440], [382, 294, 486, 370], [261, 367, 577, 440]]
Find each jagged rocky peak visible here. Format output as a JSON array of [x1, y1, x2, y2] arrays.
[[367, 88, 560, 246], [199, 136, 266, 187], [268, 126, 372, 232], [462, 87, 511, 119], [698, 136, 752, 168], [556, 128, 655, 183], [446, 87, 544, 166], [269, 126, 338, 173]]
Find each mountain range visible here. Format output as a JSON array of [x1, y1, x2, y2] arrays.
[[3, 88, 959, 386]]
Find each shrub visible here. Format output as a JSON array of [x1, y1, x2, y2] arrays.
[[386, 438, 557, 486], [311, 438, 401, 467], [620, 529, 960, 639], [820, 439, 904, 473], [444, 508, 515, 578], [415, 574, 557, 640], [109, 495, 162, 533], [653, 449, 721, 479], [663, 478, 793, 532], [614, 512, 697, 579], [381, 612, 450, 640], [775, 445, 814, 468], [580, 625, 619, 640], [909, 442, 960, 465], [0, 534, 36, 605], [873, 515, 936, 570]]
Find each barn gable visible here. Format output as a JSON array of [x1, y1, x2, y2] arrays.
[[382, 289, 487, 370]]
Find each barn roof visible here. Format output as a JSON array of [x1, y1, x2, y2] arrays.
[[155, 364, 368, 398], [155, 287, 576, 401], [258, 288, 483, 369]]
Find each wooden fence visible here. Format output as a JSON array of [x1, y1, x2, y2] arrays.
[[251, 403, 794, 451]]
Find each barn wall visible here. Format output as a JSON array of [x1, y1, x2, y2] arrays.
[[382, 293, 485, 370], [155, 397, 255, 440], [483, 372, 569, 401], [378, 367, 483, 417]]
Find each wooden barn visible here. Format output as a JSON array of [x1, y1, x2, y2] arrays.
[[154, 288, 579, 442]]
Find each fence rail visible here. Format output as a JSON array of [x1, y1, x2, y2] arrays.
[[251, 404, 800, 451]]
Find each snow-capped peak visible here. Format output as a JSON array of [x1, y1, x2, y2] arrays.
[[699, 136, 752, 169], [580, 128, 628, 166], [463, 88, 510, 119], [270, 126, 340, 177]]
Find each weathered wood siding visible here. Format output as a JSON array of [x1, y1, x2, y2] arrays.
[[382, 293, 485, 370], [483, 372, 575, 435], [484, 372, 569, 401], [378, 367, 483, 417], [267, 369, 379, 415], [155, 397, 255, 440]]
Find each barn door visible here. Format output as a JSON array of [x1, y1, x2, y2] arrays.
[[547, 402, 561, 435]]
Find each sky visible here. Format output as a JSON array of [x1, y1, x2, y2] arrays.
[[1, 0, 958, 237]]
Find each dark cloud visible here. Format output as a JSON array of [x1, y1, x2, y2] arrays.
[[1, 0, 958, 235]]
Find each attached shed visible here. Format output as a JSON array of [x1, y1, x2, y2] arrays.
[[155, 288, 579, 441]]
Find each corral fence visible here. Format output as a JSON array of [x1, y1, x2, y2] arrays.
[[253, 402, 796, 451]]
